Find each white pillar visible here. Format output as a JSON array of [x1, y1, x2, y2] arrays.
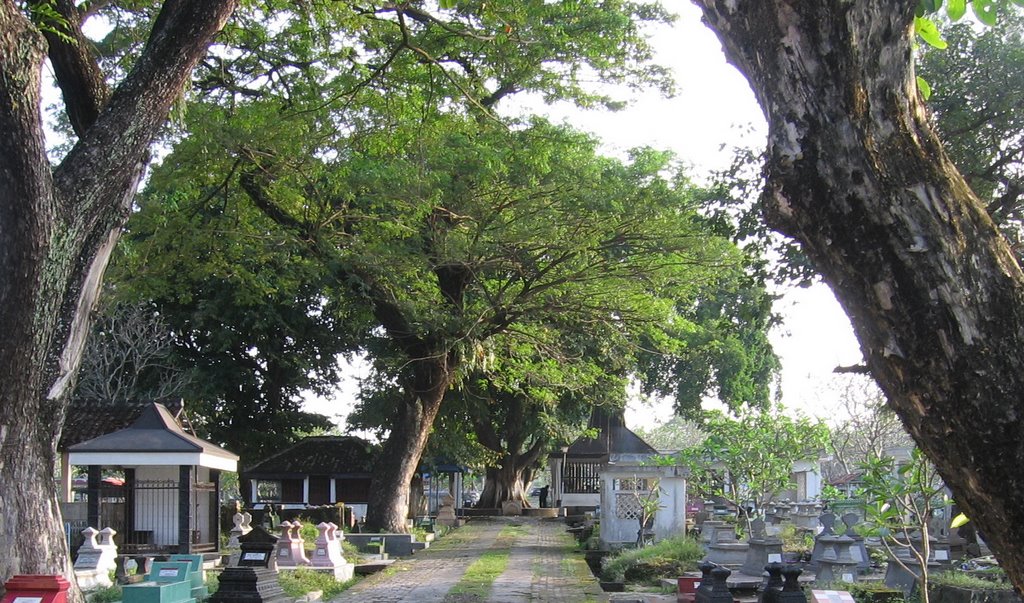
[[303, 476, 310, 504], [330, 478, 337, 503]]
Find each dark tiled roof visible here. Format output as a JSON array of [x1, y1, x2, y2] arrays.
[[829, 472, 864, 486], [68, 403, 238, 461], [60, 398, 184, 450], [563, 406, 657, 461], [243, 436, 379, 477]]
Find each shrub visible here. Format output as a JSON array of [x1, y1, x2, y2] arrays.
[[86, 584, 121, 603], [600, 535, 704, 584], [816, 580, 908, 603], [930, 571, 1012, 591], [778, 523, 814, 556]]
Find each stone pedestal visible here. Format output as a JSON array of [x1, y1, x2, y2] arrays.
[[758, 563, 784, 603], [436, 494, 458, 527]]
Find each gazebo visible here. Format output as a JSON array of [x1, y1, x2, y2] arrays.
[[549, 407, 689, 547], [68, 402, 238, 556], [550, 406, 659, 509]]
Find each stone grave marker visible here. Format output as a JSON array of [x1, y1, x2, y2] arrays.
[[741, 518, 784, 576], [167, 555, 208, 601], [74, 527, 117, 590], [274, 521, 309, 568], [122, 561, 194, 603], [308, 522, 354, 581], [209, 526, 292, 603]]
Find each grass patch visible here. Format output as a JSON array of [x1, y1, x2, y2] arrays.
[[278, 567, 359, 599], [600, 535, 704, 584]]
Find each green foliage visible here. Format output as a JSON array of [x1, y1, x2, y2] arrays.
[[26, 0, 74, 43], [859, 448, 949, 603], [818, 581, 909, 603], [919, 13, 1024, 242], [599, 535, 704, 584], [930, 570, 1012, 590], [86, 584, 121, 603], [777, 523, 814, 555], [915, 0, 1023, 30], [277, 567, 357, 599], [676, 405, 830, 529], [298, 521, 318, 545]]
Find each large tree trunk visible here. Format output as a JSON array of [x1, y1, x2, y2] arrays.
[[694, 0, 1024, 591], [470, 392, 548, 508], [364, 354, 454, 532], [478, 455, 533, 509], [0, 0, 235, 592]]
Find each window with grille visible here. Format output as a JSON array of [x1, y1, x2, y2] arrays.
[[562, 462, 602, 493]]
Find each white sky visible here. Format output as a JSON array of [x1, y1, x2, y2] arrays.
[[302, 4, 868, 431]]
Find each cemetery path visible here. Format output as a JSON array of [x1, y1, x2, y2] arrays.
[[329, 517, 607, 603]]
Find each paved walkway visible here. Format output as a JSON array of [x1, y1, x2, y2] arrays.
[[330, 517, 608, 603]]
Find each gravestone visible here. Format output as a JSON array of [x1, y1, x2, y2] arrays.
[[122, 561, 194, 603], [741, 519, 784, 576], [840, 513, 870, 571], [307, 522, 354, 581], [815, 534, 859, 583], [883, 534, 940, 597], [807, 512, 837, 571], [274, 522, 309, 568], [228, 513, 253, 549], [167, 555, 208, 601], [775, 501, 793, 524], [701, 521, 737, 546], [704, 522, 748, 567], [74, 527, 117, 590], [209, 526, 292, 603]]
